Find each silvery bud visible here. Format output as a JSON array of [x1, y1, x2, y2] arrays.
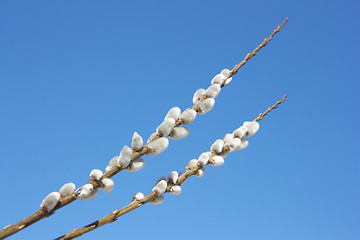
[[233, 126, 248, 139], [131, 132, 143, 151], [82, 188, 98, 201], [224, 138, 241, 151], [126, 158, 145, 173], [243, 121, 260, 137], [90, 169, 103, 181], [157, 118, 175, 137], [169, 126, 189, 140], [204, 84, 221, 99], [170, 185, 182, 196], [74, 184, 94, 200], [101, 178, 114, 193], [198, 152, 210, 166], [223, 133, 234, 142], [223, 77, 232, 86], [152, 180, 167, 195], [195, 168, 206, 178], [186, 159, 199, 171], [147, 132, 157, 143], [193, 88, 206, 104], [164, 107, 181, 121], [179, 109, 197, 125], [106, 156, 118, 172], [59, 183, 75, 197], [132, 192, 145, 201], [196, 98, 215, 115], [211, 73, 226, 85], [151, 195, 165, 205], [40, 192, 60, 212], [211, 139, 224, 154], [220, 69, 230, 77], [220, 69, 232, 86], [118, 145, 132, 168], [155, 176, 167, 185], [167, 171, 179, 184], [211, 156, 225, 167], [147, 137, 169, 156], [234, 139, 249, 151]]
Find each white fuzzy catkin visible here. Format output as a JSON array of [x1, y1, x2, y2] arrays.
[[147, 132, 157, 143], [221, 69, 232, 86], [170, 185, 182, 196], [195, 168, 206, 178], [179, 109, 197, 125], [205, 151, 212, 157], [167, 171, 179, 184], [59, 183, 75, 197], [225, 138, 241, 151], [223, 77, 232, 86], [118, 145, 132, 168], [186, 159, 199, 170], [152, 180, 167, 195], [198, 152, 210, 166], [101, 178, 114, 193], [196, 98, 215, 115], [106, 156, 118, 172], [211, 73, 226, 85], [40, 192, 60, 212], [204, 84, 221, 99], [223, 133, 234, 142], [164, 107, 181, 121], [126, 158, 145, 173], [131, 132, 143, 151], [132, 192, 145, 201], [192, 88, 206, 104], [151, 195, 165, 205], [211, 156, 225, 167], [220, 69, 230, 77], [233, 126, 248, 139], [155, 176, 167, 185], [82, 188, 98, 201], [147, 137, 169, 156], [169, 126, 189, 140], [90, 169, 103, 181], [234, 139, 249, 151], [157, 118, 175, 137], [243, 121, 260, 137], [211, 139, 224, 153], [74, 184, 94, 200]]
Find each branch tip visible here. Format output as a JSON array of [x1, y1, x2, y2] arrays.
[[227, 18, 288, 79], [254, 94, 288, 122]]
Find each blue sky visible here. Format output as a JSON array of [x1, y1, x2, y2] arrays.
[[0, 1, 359, 239]]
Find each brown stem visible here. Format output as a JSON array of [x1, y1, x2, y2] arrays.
[[223, 17, 288, 85], [0, 18, 288, 240], [254, 94, 288, 122], [55, 167, 201, 240], [55, 95, 287, 240]]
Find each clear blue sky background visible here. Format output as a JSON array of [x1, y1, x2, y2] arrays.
[[0, 1, 359, 240]]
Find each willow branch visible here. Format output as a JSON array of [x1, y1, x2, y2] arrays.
[[55, 95, 288, 240], [0, 18, 288, 240], [254, 94, 287, 122], [225, 17, 288, 82]]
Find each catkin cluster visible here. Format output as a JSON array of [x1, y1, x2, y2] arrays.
[[141, 120, 260, 206], [39, 69, 233, 212]]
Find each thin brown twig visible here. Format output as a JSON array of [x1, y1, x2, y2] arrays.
[[254, 94, 287, 122], [224, 17, 288, 84], [0, 18, 288, 240], [55, 94, 288, 240]]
